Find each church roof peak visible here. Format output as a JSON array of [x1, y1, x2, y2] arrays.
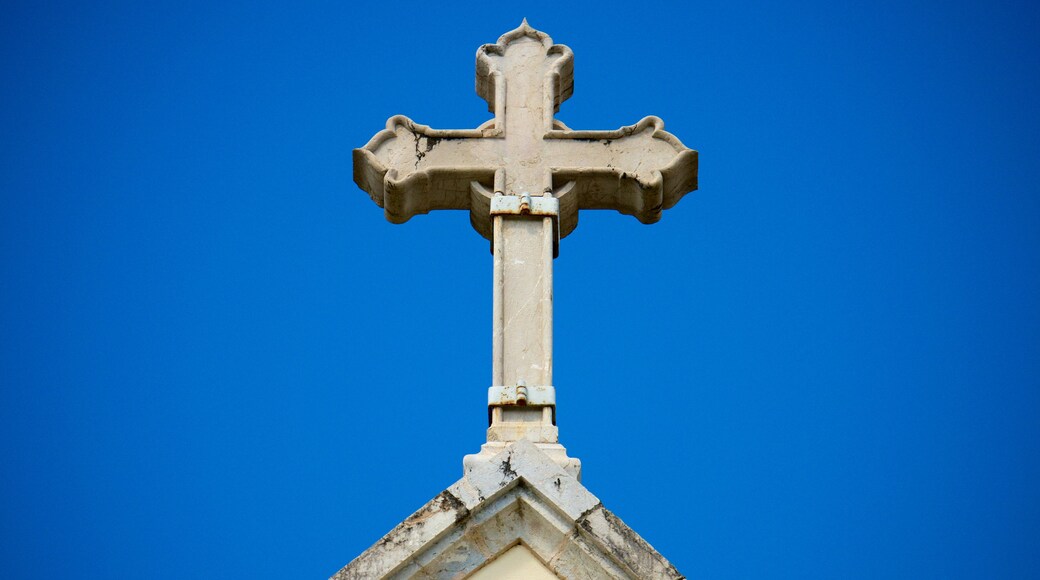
[[331, 441, 683, 579]]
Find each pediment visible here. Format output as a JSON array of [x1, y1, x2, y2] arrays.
[[331, 441, 682, 579]]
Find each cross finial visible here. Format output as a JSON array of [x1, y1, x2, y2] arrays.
[[354, 23, 697, 471], [355, 20, 697, 245]]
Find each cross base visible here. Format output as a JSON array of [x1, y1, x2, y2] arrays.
[[487, 383, 557, 441], [488, 405, 556, 441], [463, 441, 582, 481]]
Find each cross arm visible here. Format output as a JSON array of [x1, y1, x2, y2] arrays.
[[545, 116, 698, 238], [354, 115, 503, 225]]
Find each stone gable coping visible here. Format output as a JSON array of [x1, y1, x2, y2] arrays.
[[331, 441, 684, 579]]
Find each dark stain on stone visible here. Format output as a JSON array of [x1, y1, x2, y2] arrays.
[[413, 134, 441, 169], [576, 502, 602, 527], [577, 506, 684, 579], [499, 455, 518, 480], [554, 477, 562, 491], [436, 490, 471, 524]]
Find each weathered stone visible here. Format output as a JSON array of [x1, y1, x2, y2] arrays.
[[331, 441, 684, 579], [577, 507, 685, 579]]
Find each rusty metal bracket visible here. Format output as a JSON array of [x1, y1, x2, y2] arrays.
[[488, 384, 556, 407], [490, 194, 560, 257], [490, 192, 559, 217]]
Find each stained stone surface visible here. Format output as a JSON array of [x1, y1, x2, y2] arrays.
[[330, 441, 684, 579]]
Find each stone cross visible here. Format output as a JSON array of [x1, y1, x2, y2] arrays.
[[354, 21, 697, 462]]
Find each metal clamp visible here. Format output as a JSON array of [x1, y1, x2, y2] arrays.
[[488, 384, 556, 407], [490, 193, 560, 257], [490, 193, 559, 217]]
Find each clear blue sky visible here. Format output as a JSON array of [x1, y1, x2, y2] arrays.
[[2, 1, 1038, 578]]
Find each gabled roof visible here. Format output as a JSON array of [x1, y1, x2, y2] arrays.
[[331, 440, 684, 579]]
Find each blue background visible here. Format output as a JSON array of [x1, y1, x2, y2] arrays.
[[2, 1, 1038, 578]]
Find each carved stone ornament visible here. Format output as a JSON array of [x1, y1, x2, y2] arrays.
[[353, 19, 698, 245]]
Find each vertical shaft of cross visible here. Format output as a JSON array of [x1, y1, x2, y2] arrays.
[[484, 32, 561, 444], [488, 210, 558, 443], [492, 216, 552, 389]]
